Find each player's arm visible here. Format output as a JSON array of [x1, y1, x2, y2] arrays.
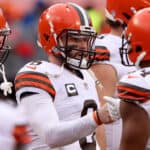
[[20, 93, 101, 148], [91, 63, 117, 150], [120, 100, 149, 150], [91, 63, 117, 105], [14, 68, 100, 148], [117, 74, 150, 150]]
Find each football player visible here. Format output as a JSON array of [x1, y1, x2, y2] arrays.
[[0, 8, 31, 150], [91, 0, 150, 149], [14, 3, 120, 150], [116, 7, 150, 150]]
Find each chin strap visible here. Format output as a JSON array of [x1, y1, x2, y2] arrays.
[[0, 64, 13, 96]]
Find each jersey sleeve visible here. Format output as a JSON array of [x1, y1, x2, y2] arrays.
[[95, 45, 110, 61], [21, 93, 98, 148], [117, 73, 150, 103], [15, 71, 56, 99], [94, 36, 110, 61]]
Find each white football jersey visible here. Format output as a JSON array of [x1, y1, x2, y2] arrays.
[[94, 33, 136, 150], [95, 34, 122, 64], [95, 34, 136, 81], [15, 60, 100, 150]]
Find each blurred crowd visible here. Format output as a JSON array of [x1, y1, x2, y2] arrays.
[[0, 0, 108, 82]]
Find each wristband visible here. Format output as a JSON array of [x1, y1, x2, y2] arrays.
[[93, 111, 102, 125]]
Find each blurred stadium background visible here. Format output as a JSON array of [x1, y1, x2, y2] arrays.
[[0, 0, 109, 82]]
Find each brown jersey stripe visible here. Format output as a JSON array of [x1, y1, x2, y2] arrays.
[[118, 82, 150, 93], [117, 84, 150, 103], [15, 72, 56, 97], [15, 72, 55, 91], [16, 72, 50, 82], [15, 81, 56, 97], [117, 85, 150, 97], [118, 94, 148, 102], [15, 78, 54, 91], [95, 47, 110, 61], [117, 88, 145, 98], [16, 74, 51, 85]]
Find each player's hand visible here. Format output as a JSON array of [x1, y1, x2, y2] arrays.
[[97, 104, 113, 124], [103, 96, 121, 121]]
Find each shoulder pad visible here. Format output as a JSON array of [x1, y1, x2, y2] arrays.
[[117, 71, 150, 103], [15, 70, 56, 99]]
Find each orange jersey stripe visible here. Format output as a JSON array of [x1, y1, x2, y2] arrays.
[[117, 83, 150, 102], [118, 93, 148, 102], [96, 49, 110, 53], [95, 47, 110, 61], [117, 85, 150, 97], [15, 81, 56, 97], [16, 73, 50, 84], [15, 72, 56, 97], [95, 55, 109, 60]]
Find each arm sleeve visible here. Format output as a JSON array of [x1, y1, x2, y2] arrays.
[[20, 93, 98, 148]]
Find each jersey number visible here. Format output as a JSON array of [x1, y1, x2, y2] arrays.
[[27, 61, 42, 70], [79, 99, 97, 150]]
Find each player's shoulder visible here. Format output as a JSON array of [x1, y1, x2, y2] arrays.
[[96, 33, 121, 45], [15, 60, 58, 100], [94, 34, 121, 61], [17, 60, 60, 75], [120, 69, 141, 81], [18, 60, 48, 72], [119, 68, 149, 88], [95, 34, 108, 46], [117, 68, 150, 103]]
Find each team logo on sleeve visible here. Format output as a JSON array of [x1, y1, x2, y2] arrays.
[[65, 83, 78, 97]]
